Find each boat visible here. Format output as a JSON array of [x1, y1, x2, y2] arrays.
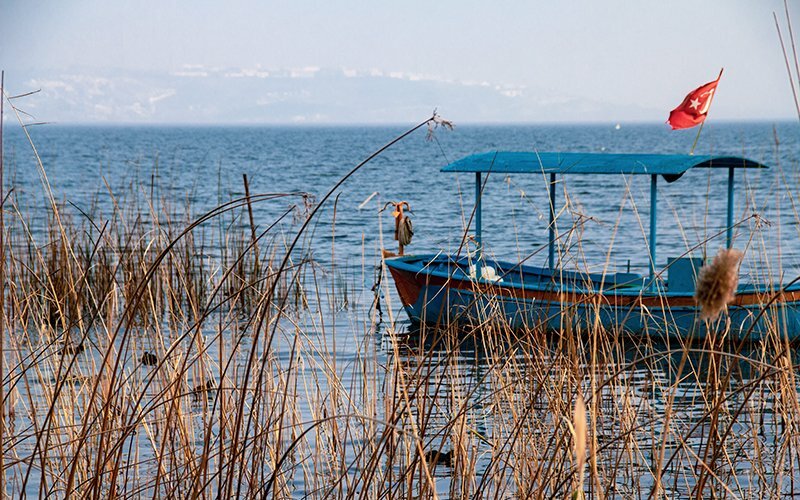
[[384, 152, 800, 339]]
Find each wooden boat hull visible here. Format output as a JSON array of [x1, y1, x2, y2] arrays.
[[385, 254, 800, 340]]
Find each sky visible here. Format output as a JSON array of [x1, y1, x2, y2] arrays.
[[1, 1, 799, 124]]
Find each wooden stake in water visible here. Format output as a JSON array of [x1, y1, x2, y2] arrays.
[[242, 173, 259, 269], [242, 174, 257, 244]]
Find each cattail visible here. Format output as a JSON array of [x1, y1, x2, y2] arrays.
[[695, 248, 743, 320]]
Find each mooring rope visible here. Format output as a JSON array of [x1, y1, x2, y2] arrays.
[[381, 200, 414, 254], [397, 215, 413, 246]]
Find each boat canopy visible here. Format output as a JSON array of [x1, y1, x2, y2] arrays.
[[444, 151, 769, 283], [440, 152, 766, 183]]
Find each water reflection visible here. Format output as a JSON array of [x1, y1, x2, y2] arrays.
[[386, 322, 800, 498]]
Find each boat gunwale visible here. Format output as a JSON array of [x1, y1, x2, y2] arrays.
[[384, 253, 800, 298]]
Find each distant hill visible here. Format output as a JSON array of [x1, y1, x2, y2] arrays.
[[5, 66, 660, 124]]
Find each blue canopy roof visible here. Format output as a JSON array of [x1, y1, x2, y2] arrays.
[[440, 152, 767, 183]]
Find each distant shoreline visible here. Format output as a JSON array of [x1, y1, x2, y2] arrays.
[[7, 119, 799, 129]]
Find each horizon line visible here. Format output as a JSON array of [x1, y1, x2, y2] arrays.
[[5, 118, 799, 128]]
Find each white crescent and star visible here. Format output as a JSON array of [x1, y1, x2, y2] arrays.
[[699, 89, 715, 114]]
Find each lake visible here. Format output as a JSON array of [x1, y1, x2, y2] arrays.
[[3, 121, 800, 497]]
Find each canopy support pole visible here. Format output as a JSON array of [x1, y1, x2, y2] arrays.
[[475, 172, 482, 276], [649, 174, 658, 290], [549, 173, 556, 269], [726, 167, 734, 248]]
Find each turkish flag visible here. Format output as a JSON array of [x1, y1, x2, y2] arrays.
[[667, 76, 721, 130]]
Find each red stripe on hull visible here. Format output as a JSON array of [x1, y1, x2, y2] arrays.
[[387, 265, 422, 307], [387, 267, 798, 309]]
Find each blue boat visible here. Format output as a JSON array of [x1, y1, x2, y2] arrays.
[[384, 152, 800, 339]]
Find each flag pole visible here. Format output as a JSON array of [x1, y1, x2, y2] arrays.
[[688, 121, 705, 156], [689, 68, 724, 155]]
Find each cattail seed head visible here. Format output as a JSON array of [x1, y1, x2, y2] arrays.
[[695, 248, 743, 321], [573, 393, 587, 476]]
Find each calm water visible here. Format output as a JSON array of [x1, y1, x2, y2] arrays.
[[4, 122, 800, 497], [6, 122, 800, 278]]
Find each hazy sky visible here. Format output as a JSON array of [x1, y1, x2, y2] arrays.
[[2, 1, 799, 123]]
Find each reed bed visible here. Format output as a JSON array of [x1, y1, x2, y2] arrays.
[[0, 115, 799, 500]]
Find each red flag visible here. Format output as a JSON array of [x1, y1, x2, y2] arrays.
[[667, 74, 722, 130]]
